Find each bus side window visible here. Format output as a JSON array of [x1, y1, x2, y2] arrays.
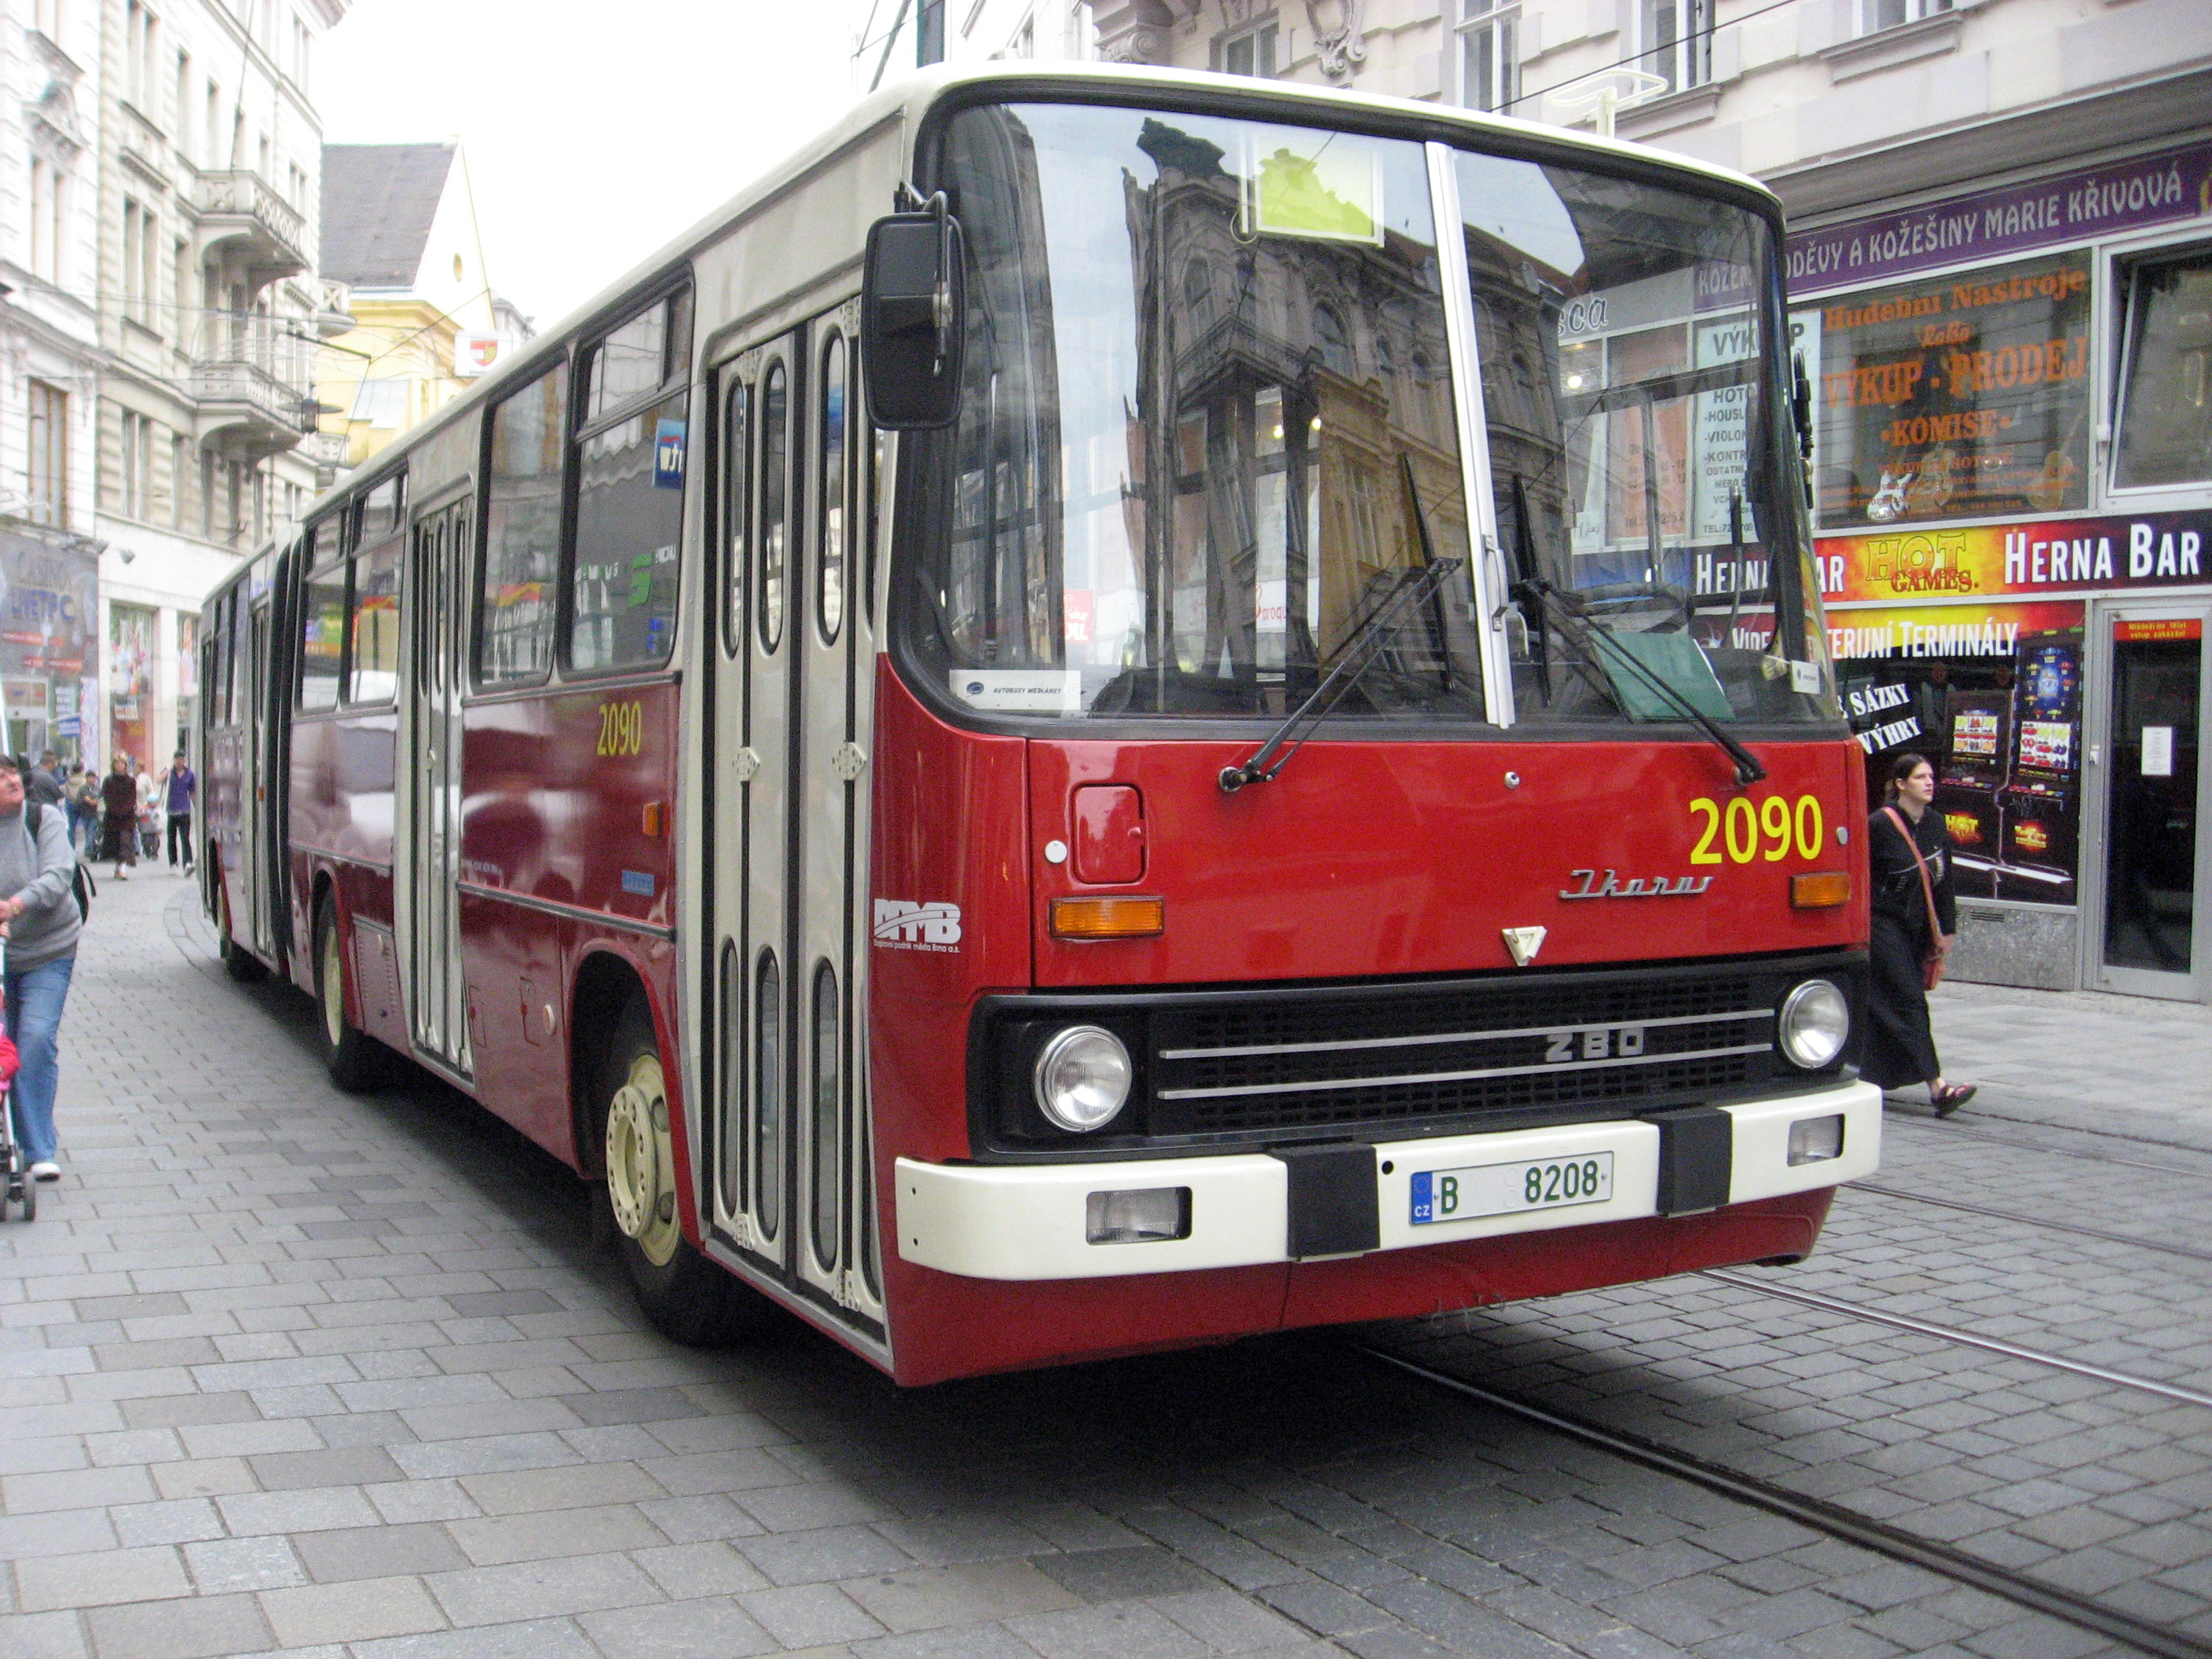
[[479, 361, 567, 686], [298, 522, 346, 713], [569, 290, 689, 674], [347, 474, 405, 705], [723, 376, 749, 657]]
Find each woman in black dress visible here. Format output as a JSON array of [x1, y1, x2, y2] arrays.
[[1863, 753, 1976, 1115]]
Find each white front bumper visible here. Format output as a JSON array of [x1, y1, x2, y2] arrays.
[[896, 1081, 1880, 1280]]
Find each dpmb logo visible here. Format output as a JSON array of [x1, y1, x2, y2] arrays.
[[872, 899, 963, 952]]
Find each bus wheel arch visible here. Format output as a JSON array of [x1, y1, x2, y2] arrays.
[[309, 882, 383, 1091], [572, 952, 773, 1347]]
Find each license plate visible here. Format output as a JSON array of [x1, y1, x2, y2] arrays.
[[1410, 1152, 1616, 1225]]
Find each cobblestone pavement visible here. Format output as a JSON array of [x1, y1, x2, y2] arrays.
[[1, 870, 2200, 1659]]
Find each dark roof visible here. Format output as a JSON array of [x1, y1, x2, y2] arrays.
[[320, 143, 456, 288]]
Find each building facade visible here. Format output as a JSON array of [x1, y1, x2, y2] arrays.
[[314, 141, 522, 471], [1074, 0, 2212, 1001], [1, 0, 109, 764], [90, 0, 347, 778]]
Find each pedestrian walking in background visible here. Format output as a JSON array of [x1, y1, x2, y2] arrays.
[[159, 749, 196, 873], [100, 756, 139, 880], [1864, 752, 1976, 1116], [65, 765, 98, 855], [0, 754, 82, 1183], [27, 750, 64, 808], [134, 759, 160, 860]]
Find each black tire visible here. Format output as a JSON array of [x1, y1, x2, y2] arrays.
[[218, 885, 268, 983], [598, 1000, 774, 1348], [313, 903, 386, 1092]]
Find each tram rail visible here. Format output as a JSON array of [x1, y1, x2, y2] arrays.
[[1885, 1113, 2212, 1180], [1367, 1346, 2212, 1659], [1847, 1180, 2212, 1263], [1697, 1269, 2212, 1408]]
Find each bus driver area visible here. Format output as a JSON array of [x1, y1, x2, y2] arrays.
[[895, 1085, 1879, 1282]]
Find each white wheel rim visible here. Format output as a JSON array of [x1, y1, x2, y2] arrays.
[[606, 1054, 679, 1266], [321, 923, 344, 1048]]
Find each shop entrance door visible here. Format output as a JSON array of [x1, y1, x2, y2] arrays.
[[2084, 602, 2209, 1001]]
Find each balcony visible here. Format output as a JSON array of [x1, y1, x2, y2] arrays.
[[192, 317, 315, 461], [192, 170, 309, 286]]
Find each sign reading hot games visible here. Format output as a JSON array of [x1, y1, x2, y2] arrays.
[[1816, 507, 2207, 603], [1804, 251, 2091, 531]]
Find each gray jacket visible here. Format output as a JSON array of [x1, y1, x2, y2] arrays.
[[0, 802, 82, 970]]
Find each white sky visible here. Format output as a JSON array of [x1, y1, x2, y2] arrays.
[[315, 1, 866, 329]]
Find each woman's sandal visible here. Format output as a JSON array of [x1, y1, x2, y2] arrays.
[[1930, 1082, 1977, 1117]]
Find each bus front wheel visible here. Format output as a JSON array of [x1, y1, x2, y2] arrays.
[[598, 1002, 774, 1348], [313, 903, 384, 1092]]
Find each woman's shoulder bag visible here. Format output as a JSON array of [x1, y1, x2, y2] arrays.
[[1881, 805, 1945, 989]]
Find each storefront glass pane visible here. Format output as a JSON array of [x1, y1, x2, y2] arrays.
[[2112, 251, 2212, 490], [1807, 250, 2091, 528], [2102, 617, 2201, 974]]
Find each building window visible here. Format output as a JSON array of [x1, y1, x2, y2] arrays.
[[123, 199, 159, 329], [170, 433, 188, 527], [1644, 0, 1712, 94], [1457, 0, 1520, 114], [2111, 247, 2212, 490], [1862, 0, 1951, 32], [33, 0, 63, 40], [119, 410, 154, 518], [29, 158, 66, 283], [125, 2, 159, 111], [1214, 18, 1278, 78], [27, 383, 68, 528]]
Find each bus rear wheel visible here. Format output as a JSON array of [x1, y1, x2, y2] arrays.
[[599, 1002, 773, 1348], [313, 903, 384, 1092]]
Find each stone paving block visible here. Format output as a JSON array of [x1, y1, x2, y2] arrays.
[[82, 1590, 275, 1659], [1005, 1601, 1216, 1659], [16, 1544, 192, 1611], [447, 1500, 671, 1566], [348, 1615, 602, 1659], [842, 1560, 1085, 1633], [577, 1596, 784, 1657], [448, 1458, 668, 1515], [0, 1610, 90, 1659], [258, 1573, 449, 1646], [847, 1622, 1049, 1659], [291, 1520, 473, 1581], [1031, 1544, 1218, 1603], [1152, 1588, 1316, 1653], [740, 1583, 891, 1646], [740, 1524, 918, 1587], [182, 1535, 309, 1593]]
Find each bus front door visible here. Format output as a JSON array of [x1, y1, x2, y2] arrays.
[[705, 305, 882, 1331], [401, 499, 474, 1074]]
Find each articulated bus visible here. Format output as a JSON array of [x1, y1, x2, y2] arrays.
[[201, 64, 1877, 1386]]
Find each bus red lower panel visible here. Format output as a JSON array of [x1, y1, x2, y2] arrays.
[[884, 1188, 1833, 1386]]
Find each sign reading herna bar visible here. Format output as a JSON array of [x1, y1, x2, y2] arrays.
[[1817, 508, 2208, 605]]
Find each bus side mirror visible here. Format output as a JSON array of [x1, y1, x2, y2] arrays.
[[862, 199, 965, 430]]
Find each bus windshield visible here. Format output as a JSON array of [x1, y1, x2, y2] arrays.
[[913, 100, 1834, 727]]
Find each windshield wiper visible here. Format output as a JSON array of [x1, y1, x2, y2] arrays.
[[1503, 475, 1767, 789], [1220, 554, 1464, 793]]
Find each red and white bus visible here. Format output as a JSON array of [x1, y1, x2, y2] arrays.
[[201, 64, 1877, 1386]]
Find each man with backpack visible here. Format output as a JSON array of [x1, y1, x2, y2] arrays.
[[0, 755, 82, 1184]]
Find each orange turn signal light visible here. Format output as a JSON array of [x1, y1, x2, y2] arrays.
[[1790, 871, 1851, 909], [642, 801, 665, 837], [1050, 895, 1166, 940]]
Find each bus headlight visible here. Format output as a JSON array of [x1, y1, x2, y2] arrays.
[[1778, 979, 1849, 1069], [1034, 1026, 1132, 1133]]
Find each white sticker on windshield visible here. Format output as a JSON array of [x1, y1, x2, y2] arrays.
[[950, 669, 1081, 714]]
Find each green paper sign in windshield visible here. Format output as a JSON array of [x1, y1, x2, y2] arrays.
[[1247, 139, 1383, 247]]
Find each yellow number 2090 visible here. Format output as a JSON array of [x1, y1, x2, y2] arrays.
[[595, 700, 643, 757], [1688, 793, 1826, 866]]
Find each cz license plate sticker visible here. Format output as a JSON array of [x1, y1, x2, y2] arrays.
[[1410, 1152, 1616, 1225]]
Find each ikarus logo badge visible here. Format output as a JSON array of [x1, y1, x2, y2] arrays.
[[872, 899, 963, 952]]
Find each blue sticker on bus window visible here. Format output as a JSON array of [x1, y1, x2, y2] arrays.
[[653, 419, 686, 489], [621, 870, 655, 896]]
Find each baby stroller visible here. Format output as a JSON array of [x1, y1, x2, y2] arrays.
[[0, 939, 27, 1221]]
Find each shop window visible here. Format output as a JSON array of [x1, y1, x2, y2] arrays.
[[2111, 248, 2212, 490], [1808, 249, 2091, 529], [478, 361, 566, 685]]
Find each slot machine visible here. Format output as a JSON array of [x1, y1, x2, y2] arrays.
[[1934, 687, 2009, 899], [1995, 635, 2082, 903]]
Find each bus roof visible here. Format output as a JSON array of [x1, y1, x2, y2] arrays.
[[250, 61, 1780, 573]]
